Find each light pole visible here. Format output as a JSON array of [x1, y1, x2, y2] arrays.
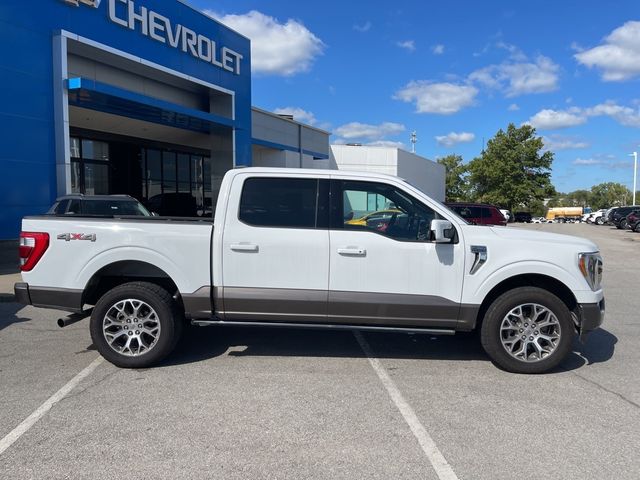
[[630, 152, 638, 205]]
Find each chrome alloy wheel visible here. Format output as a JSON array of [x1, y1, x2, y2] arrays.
[[102, 299, 161, 357], [499, 303, 561, 363]]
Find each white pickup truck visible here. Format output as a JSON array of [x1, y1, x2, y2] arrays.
[[14, 168, 605, 373]]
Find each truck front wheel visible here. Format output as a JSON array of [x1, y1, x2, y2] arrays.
[[90, 282, 183, 368], [480, 287, 574, 374]]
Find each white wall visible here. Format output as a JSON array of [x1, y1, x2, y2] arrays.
[[329, 145, 445, 201], [252, 146, 318, 169], [396, 150, 446, 202]]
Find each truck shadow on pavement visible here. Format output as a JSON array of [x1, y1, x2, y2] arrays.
[[164, 324, 618, 373], [0, 303, 31, 332]]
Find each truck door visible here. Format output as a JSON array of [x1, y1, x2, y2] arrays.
[[221, 175, 330, 322], [328, 179, 464, 327]]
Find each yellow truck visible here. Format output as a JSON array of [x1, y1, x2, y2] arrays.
[[546, 207, 584, 223]]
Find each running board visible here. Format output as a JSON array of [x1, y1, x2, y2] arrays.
[[191, 319, 455, 335]]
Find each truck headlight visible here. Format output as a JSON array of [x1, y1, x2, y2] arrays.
[[578, 253, 603, 291]]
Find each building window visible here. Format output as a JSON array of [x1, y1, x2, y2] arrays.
[[69, 135, 211, 216], [70, 137, 110, 195]]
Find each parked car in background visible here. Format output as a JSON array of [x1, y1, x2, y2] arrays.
[[513, 212, 532, 223], [624, 210, 640, 232], [586, 209, 608, 225], [47, 195, 152, 217], [612, 206, 640, 229], [445, 202, 507, 226], [345, 209, 400, 231], [603, 207, 617, 225]]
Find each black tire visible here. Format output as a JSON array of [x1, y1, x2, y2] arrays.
[[595, 217, 603, 225], [90, 282, 183, 368], [620, 219, 628, 230], [480, 287, 574, 374], [634, 223, 640, 233]]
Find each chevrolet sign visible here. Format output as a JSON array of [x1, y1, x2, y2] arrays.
[[61, 0, 243, 75]]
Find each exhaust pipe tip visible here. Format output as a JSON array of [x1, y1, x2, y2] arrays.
[[57, 310, 91, 328]]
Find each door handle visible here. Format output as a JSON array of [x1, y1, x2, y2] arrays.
[[230, 243, 259, 252], [337, 247, 366, 256]]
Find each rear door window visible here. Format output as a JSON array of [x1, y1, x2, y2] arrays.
[[239, 177, 320, 228]]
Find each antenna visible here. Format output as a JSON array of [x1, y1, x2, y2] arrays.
[[481, 136, 485, 154], [410, 131, 417, 153]]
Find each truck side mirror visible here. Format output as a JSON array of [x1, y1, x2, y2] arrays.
[[430, 219, 455, 243]]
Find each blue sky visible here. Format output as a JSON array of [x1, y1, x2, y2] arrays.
[[191, 0, 640, 193]]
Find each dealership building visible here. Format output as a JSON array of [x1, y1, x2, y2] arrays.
[[0, 0, 330, 239], [0, 0, 444, 240]]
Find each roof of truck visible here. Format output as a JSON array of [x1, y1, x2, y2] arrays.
[[231, 167, 406, 183]]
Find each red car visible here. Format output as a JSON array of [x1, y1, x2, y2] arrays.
[[445, 202, 507, 226]]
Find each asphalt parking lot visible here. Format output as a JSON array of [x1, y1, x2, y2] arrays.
[[1, 222, 638, 479]]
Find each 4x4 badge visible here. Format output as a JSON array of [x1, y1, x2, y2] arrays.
[[57, 233, 97, 242]]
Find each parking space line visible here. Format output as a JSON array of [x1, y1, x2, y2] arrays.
[[354, 332, 459, 480], [0, 356, 104, 456]]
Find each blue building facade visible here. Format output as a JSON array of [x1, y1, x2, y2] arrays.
[[0, 0, 252, 239]]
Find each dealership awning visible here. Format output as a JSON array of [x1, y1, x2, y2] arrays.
[[66, 77, 234, 135]]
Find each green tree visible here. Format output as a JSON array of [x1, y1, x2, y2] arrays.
[[467, 124, 555, 211], [565, 189, 591, 207], [589, 182, 631, 209], [546, 193, 567, 208], [437, 154, 468, 202]]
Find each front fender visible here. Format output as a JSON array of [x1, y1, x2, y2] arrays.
[[463, 260, 586, 305]]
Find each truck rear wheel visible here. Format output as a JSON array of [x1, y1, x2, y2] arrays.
[[480, 287, 574, 374], [90, 282, 183, 368]]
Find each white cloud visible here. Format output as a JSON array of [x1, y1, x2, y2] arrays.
[[542, 135, 589, 151], [334, 122, 405, 140], [525, 108, 587, 130], [496, 41, 527, 62], [573, 158, 604, 166], [469, 55, 559, 97], [393, 81, 478, 114], [508, 103, 520, 111], [273, 107, 317, 125], [575, 21, 640, 81], [585, 101, 640, 128], [206, 10, 324, 76], [527, 101, 640, 130], [435, 132, 475, 147], [353, 21, 372, 32], [397, 40, 416, 52], [431, 44, 445, 55]]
